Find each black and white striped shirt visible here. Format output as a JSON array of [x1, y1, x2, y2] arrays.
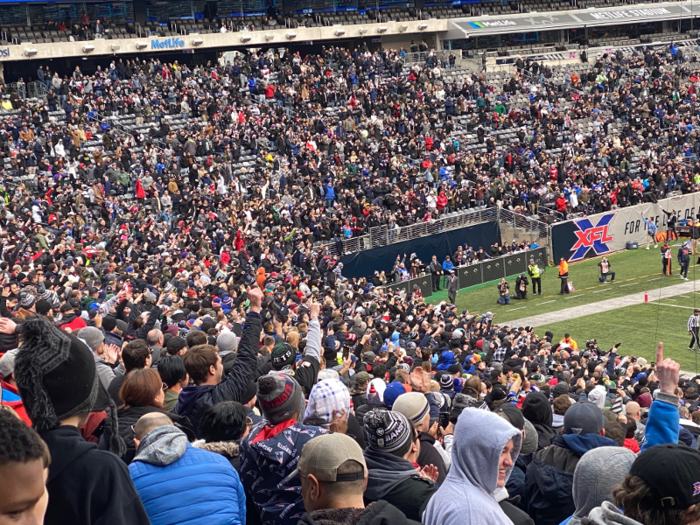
[[689, 314, 700, 331]]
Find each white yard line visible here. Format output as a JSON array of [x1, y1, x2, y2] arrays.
[[507, 280, 700, 327]]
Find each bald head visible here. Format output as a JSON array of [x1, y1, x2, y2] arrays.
[[134, 412, 173, 440], [626, 401, 641, 421], [147, 329, 163, 346]]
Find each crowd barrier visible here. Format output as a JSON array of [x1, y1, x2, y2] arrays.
[[377, 247, 549, 299]]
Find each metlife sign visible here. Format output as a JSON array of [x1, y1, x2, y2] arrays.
[[151, 38, 186, 50]]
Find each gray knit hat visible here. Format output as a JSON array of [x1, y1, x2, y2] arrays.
[[257, 374, 305, 426], [19, 293, 36, 309], [364, 409, 414, 454], [217, 331, 239, 354], [78, 326, 105, 352]]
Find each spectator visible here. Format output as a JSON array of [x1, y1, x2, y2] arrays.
[[297, 433, 418, 525], [196, 401, 250, 470], [561, 446, 636, 525], [175, 287, 262, 436], [591, 444, 700, 525], [240, 372, 328, 525], [13, 317, 149, 525], [129, 412, 246, 525], [108, 339, 151, 405], [157, 355, 188, 412], [0, 410, 50, 523], [362, 409, 437, 521], [423, 407, 522, 525], [99, 367, 192, 463], [392, 391, 448, 484], [524, 401, 619, 525]]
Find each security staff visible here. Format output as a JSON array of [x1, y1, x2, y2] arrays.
[[528, 258, 542, 295], [558, 258, 570, 295], [446, 270, 459, 304], [429, 255, 443, 292], [689, 308, 700, 351]]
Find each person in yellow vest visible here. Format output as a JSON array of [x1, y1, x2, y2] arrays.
[[558, 258, 569, 295], [528, 258, 542, 295]]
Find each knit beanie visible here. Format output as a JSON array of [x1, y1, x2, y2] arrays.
[[14, 317, 125, 456], [364, 409, 413, 454], [271, 342, 296, 370], [217, 331, 239, 353], [392, 392, 430, 426], [303, 378, 351, 427], [257, 374, 304, 425], [439, 373, 454, 390], [19, 293, 36, 310], [35, 299, 52, 316]]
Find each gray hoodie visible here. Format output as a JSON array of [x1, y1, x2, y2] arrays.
[[586, 501, 643, 525], [133, 425, 188, 466], [566, 447, 636, 525], [422, 408, 522, 525]]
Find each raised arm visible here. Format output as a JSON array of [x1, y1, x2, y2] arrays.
[[211, 286, 264, 403], [642, 343, 681, 451], [305, 302, 322, 363]]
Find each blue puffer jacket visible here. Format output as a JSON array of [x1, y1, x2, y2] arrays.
[[129, 426, 245, 525]]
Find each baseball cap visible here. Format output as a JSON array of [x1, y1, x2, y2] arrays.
[[297, 433, 367, 482], [564, 401, 604, 435], [630, 444, 700, 509]]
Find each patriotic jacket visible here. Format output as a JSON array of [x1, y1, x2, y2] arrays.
[[240, 420, 328, 525]]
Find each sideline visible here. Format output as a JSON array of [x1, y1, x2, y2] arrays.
[[505, 280, 700, 327]]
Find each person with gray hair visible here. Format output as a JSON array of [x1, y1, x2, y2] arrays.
[[146, 329, 163, 367]]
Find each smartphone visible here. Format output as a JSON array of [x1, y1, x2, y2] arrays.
[[439, 411, 450, 428]]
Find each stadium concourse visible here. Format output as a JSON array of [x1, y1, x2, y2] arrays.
[[3, 29, 700, 525]]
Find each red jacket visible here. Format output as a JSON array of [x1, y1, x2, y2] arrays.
[[1, 380, 31, 426], [58, 315, 87, 332]]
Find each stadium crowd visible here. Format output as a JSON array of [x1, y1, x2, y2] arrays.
[[1, 41, 700, 525]]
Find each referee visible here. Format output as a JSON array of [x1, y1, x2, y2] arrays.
[[689, 308, 700, 351]]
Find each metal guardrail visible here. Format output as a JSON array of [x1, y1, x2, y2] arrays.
[[500, 208, 550, 239], [369, 207, 499, 248]]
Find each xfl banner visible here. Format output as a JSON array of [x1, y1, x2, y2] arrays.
[[552, 193, 700, 263]]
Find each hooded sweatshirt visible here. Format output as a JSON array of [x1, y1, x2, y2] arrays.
[[561, 446, 636, 525], [129, 425, 245, 525], [423, 407, 522, 525], [585, 501, 644, 525], [522, 392, 557, 450], [436, 350, 455, 371]]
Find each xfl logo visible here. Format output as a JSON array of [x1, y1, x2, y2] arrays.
[[569, 213, 615, 262]]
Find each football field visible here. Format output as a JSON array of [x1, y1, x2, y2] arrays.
[[430, 246, 700, 372]]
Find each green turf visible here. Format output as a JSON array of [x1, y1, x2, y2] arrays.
[[435, 245, 700, 324], [536, 302, 700, 374]]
